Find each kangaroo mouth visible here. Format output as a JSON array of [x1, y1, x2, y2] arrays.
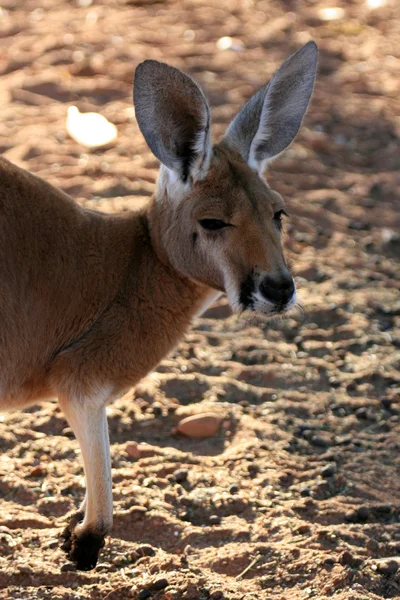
[[239, 273, 255, 310]]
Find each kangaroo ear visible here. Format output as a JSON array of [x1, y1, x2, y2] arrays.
[[134, 60, 211, 184], [223, 41, 318, 175]]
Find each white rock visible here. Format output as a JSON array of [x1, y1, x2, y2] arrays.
[[66, 106, 117, 148]]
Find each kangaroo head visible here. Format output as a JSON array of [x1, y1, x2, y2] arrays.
[[134, 42, 318, 316]]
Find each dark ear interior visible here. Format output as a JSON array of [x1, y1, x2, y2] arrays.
[[134, 60, 210, 182], [224, 41, 318, 168]]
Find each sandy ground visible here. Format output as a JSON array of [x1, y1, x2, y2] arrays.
[[0, 0, 399, 598]]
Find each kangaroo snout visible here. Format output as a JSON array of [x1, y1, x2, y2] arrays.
[[259, 273, 295, 308]]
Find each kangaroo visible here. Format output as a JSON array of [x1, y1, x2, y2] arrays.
[[0, 42, 317, 570]]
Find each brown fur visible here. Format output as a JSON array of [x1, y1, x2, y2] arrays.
[[0, 44, 317, 570]]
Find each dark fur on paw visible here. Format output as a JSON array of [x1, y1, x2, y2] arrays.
[[60, 511, 84, 554], [67, 530, 105, 571], [60, 511, 106, 570]]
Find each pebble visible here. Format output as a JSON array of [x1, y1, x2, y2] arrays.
[[129, 506, 148, 520], [210, 592, 224, 600], [95, 562, 111, 571], [173, 469, 188, 483], [339, 550, 362, 568], [344, 509, 358, 523], [125, 441, 141, 459], [339, 550, 354, 566], [149, 578, 168, 591], [29, 465, 47, 477], [152, 402, 163, 417], [366, 538, 380, 553], [311, 435, 331, 448], [176, 413, 222, 439], [60, 562, 76, 572], [374, 504, 392, 515], [137, 544, 156, 557], [18, 565, 33, 574], [125, 442, 160, 459], [137, 591, 151, 600], [209, 514, 221, 525], [321, 463, 336, 478], [229, 484, 239, 494], [375, 558, 399, 575], [356, 506, 370, 521]]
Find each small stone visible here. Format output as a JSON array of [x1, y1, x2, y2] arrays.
[[294, 524, 310, 535], [149, 578, 168, 591], [323, 557, 335, 567], [366, 538, 380, 553], [125, 441, 141, 459], [173, 469, 188, 483], [356, 506, 370, 521], [29, 465, 47, 477], [321, 463, 336, 478], [375, 558, 399, 575], [137, 590, 151, 600], [340, 550, 355, 566], [130, 506, 148, 520], [152, 403, 163, 417], [355, 407, 369, 419], [374, 504, 392, 515], [176, 413, 222, 439], [137, 544, 156, 557], [210, 592, 224, 600], [60, 562, 76, 572], [311, 435, 330, 448], [247, 463, 259, 477], [18, 565, 32, 574], [345, 509, 358, 523], [229, 484, 239, 494], [209, 514, 221, 525], [95, 562, 111, 571]]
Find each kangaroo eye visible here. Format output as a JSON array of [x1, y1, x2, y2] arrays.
[[273, 210, 288, 230], [199, 219, 230, 231]]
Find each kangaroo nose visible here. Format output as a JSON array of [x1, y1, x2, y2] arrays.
[[259, 273, 295, 306]]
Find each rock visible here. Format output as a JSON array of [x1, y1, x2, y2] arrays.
[[321, 463, 336, 477], [125, 441, 141, 459], [137, 544, 156, 557], [173, 469, 188, 483], [149, 578, 168, 591], [29, 465, 47, 477], [366, 538, 380, 553], [345, 509, 358, 523], [209, 514, 221, 525], [311, 435, 331, 448], [66, 106, 117, 149], [95, 562, 111, 571], [375, 558, 399, 575], [137, 590, 151, 600], [125, 442, 161, 459], [176, 413, 222, 439], [339, 550, 356, 566], [373, 504, 392, 516], [129, 506, 148, 520], [60, 562, 76, 572], [152, 402, 163, 417], [356, 506, 370, 521], [210, 592, 224, 600], [229, 484, 239, 494]]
